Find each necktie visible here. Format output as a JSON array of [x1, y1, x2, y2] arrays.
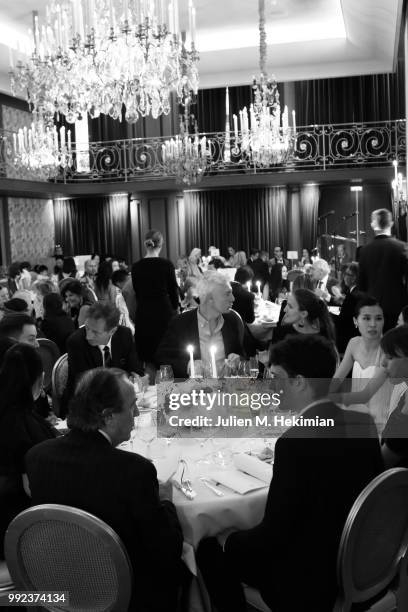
[[103, 346, 112, 368]]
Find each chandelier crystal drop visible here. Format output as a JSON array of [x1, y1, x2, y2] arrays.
[[162, 106, 210, 185], [235, 0, 296, 166], [9, 0, 199, 124]]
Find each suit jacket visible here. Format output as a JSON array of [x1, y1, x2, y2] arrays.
[[314, 275, 341, 304], [65, 326, 143, 410], [225, 401, 383, 611], [358, 235, 408, 321], [230, 281, 255, 324], [155, 307, 245, 378], [335, 287, 365, 354], [25, 430, 183, 612]]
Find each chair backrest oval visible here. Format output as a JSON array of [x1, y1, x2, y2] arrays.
[[51, 353, 68, 416], [37, 338, 60, 392], [336, 468, 408, 608], [4, 504, 133, 612]]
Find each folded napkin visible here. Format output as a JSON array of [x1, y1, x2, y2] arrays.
[[208, 454, 272, 495], [154, 451, 180, 484]]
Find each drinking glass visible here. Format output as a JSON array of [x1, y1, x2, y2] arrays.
[[159, 365, 174, 382], [237, 360, 250, 378], [248, 356, 259, 381]]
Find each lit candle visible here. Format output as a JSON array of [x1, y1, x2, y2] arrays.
[[233, 114, 238, 142], [174, 0, 179, 34], [210, 345, 217, 378], [168, 1, 173, 33], [225, 86, 229, 118], [256, 280, 261, 296], [187, 345, 195, 378], [188, 0, 193, 42], [8, 46, 14, 69], [393, 159, 398, 185], [191, 6, 196, 44], [292, 110, 296, 134], [67, 129, 72, 153], [246, 281, 251, 292]]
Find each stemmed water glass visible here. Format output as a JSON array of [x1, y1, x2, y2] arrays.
[[248, 356, 259, 381]]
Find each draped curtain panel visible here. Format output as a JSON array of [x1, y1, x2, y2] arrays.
[[294, 58, 404, 126], [53, 195, 131, 260], [299, 185, 319, 252], [183, 187, 288, 257]]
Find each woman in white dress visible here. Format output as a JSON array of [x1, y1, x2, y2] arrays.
[[330, 296, 392, 432]]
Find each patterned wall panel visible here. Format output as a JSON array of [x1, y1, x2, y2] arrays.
[[8, 198, 55, 263], [1, 104, 41, 180]]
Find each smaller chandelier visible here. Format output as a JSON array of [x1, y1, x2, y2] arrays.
[[9, 0, 199, 124], [13, 120, 72, 176], [162, 107, 210, 185], [234, 0, 296, 167]]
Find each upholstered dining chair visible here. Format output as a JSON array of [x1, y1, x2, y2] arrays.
[[4, 504, 133, 612], [0, 559, 15, 606], [37, 338, 60, 393], [334, 467, 408, 612], [51, 353, 68, 417]]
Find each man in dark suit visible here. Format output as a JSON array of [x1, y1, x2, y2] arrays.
[[230, 267, 255, 324], [197, 335, 383, 612], [358, 208, 408, 331], [25, 368, 184, 612], [156, 272, 245, 377], [247, 247, 269, 294], [65, 302, 144, 414]]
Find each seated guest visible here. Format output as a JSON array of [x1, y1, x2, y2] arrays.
[[380, 325, 408, 468], [247, 248, 269, 295], [226, 247, 247, 268], [94, 260, 117, 305], [36, 264, 49, 281], [0, 344, 58, 559], [41, 293, 76, 353], [65, 302, 144, 413], [335, 262, 364, 354], [3, 297, 30, 316], [0, 314, 39, 347], [156, 272, 245, 378], [231, 267, 255, 324], [273, 288, 336, 344], [25, 368, 184, 612], [197, 335, 383, 612], [60, 279, 95, 328], [31, 279, 57, 320], [80, 259, 97, 292], [112, 269, 136, 325], [111, 269, 135, 333], [187, 248, 203, 278], [180, 277, 198, 312], [7, 261, 22, 296], [311, 258, 342, 304], [0, 285, 9, 321], [397, 305, 408, 326]]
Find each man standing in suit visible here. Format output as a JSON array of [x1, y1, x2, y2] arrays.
[[65, 302, 144, 413], [26, 368, 184, 612], [358, 208, 408, 331], [197, 334, 383, 612]]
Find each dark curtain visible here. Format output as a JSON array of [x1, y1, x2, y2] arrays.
[[53, 194, 131, 261], [195, 85, 252, 134], [184, 187, 288, 257], [294, 57, 405, 126], [300, 185, 319, 252]]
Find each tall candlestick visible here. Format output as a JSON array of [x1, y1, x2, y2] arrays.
[[246, 281, 251, 292], [67, 129, 72, 153], [256, 280, 261, 296], [292, 109, 296, 135], [225, 86, 230, 118], [191, 6, 196, 44], [233, 114, 238, 142], [8, 47, 14, 69], [393, 159, 398, 185], [187, 345, 195, 378], [210, 345, 217, 378]]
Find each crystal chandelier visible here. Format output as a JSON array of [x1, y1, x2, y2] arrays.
[[234, 0, 296, 166], [13, 120, 72, 176], [9, 0, 199, 124], [162, 105, 210, 185]]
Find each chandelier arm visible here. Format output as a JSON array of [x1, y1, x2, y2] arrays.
[[259, 0, 266, 76]]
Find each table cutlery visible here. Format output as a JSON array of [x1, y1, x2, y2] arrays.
[[172, 478, 197, 500], [200, 477, 224, 497]]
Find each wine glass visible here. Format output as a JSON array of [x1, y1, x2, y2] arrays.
[[135, 408, 157, 458], [237, 360, 250, 378], [159, 365, 174, 382]]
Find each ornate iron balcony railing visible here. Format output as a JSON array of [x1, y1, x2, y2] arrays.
[[0, 119, 405, 184]]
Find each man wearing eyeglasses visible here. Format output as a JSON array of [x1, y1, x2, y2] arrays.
[[63, 302, 145, 416]]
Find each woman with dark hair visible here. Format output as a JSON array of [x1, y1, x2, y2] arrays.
[[330, 296, 392, 431], [131, 229, 179, 364], [273, 288, 336, 344], [7, 262, 22, 296], [62, 256, 78, 279], [94, 260, 117, 305], [380, 325, 408, 467], [60, 279, 94, 328], [0, 344, 58, 558], [41, 293, 76, 353]]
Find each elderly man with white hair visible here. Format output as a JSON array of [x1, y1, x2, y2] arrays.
[[155, 271, 245, 378], [311, 258, 342, 304]]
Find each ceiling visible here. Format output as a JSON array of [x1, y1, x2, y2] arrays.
[[0, 0, 403, 96]]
